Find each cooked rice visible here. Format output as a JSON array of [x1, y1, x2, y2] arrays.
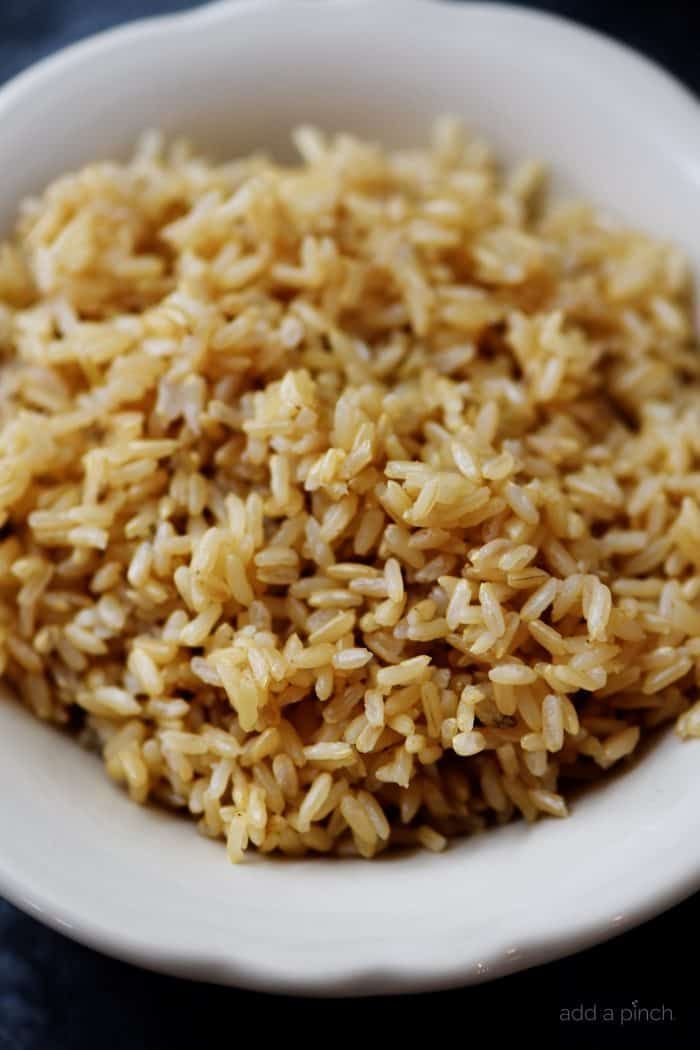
[[1, 118, 699, 861]]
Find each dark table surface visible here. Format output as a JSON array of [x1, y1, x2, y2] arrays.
[[1, 2, 699, 1048]]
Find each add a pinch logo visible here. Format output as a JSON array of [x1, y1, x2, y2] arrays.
[[560, 1001, 675, 1026]]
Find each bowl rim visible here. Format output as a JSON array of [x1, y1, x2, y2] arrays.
[[0, 0, 699, 996]]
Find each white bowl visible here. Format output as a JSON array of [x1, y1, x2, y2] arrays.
[[1, 0, 699, 995]]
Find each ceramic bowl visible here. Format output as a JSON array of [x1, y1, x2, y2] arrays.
[[0, 0, 699, 995]]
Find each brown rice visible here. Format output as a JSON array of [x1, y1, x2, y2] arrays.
[[0, 118, 699, 861]]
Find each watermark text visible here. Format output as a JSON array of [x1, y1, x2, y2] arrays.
[[560, 1001, 675, 1026]]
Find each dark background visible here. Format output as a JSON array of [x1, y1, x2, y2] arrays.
[[1, 2, 699, 1048]]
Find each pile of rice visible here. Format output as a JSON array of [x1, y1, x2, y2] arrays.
[[1, 119, 699, 862]]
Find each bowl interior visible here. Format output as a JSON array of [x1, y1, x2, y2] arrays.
[[2, 1, 699, 238], [0, 0, 699, 993]]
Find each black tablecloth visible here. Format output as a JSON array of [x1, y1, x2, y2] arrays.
[[1, 3, 698, 1048]]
